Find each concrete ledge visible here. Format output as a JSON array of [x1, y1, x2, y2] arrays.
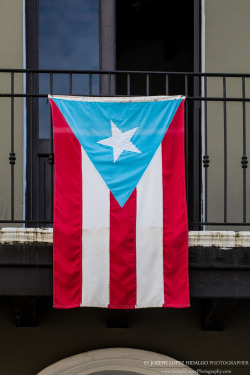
[[0, 228, 53, 243], [1, 228, 250, 248], [188, 231, 250, 248]]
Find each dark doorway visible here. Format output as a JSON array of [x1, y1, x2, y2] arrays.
[[115, 0, 201, 228], [116, 0, 194, 95]]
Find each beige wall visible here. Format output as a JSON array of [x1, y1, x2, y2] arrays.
[[205, 0, 250, 73], [204, 0, 250, 229], [0, 0, 24, 224]]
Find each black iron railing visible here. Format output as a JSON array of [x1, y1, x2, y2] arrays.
[[1, 69, 250, 229]]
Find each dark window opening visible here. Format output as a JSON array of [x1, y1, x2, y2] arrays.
[[116, 0, 194, 95]]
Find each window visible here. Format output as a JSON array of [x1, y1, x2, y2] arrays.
[[25, 0, 200, 225]]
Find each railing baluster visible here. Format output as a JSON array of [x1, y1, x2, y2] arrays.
[[108, 73, 111, 96], [89, 73, 92, 95], [29, 72, 33, 221], [127, 73, 130, 96], [49, 72, 54, 222], [9, 72, 16, 221], [69, 72, 72, 95], [43, 161, 46, 221], [203, 76, 209, 224], [242, 76, 248, 223], [165, 74, 169, 95], [193, 74, 201, 230], [223, 76, 227, 223], [146, 73, 149, 96]]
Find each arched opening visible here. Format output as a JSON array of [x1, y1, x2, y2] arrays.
[[37, 348, 198, 375]]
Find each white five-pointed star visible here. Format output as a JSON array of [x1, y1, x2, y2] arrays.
[[97, 120, 141, 162]]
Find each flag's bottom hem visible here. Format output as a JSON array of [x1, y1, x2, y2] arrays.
[[53, 304, 82, 309], [53, 303, 190, 309], [108, 304, 135, 309], [163, 303, 190, 308]]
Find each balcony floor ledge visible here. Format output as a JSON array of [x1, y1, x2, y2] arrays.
[[1, 228, 250, 248]]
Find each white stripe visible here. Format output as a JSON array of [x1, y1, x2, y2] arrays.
[[136, 146, 164, 307], [48, 94, 185, 102], [81, 147, 110, 307]]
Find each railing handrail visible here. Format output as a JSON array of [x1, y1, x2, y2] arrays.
[[1, 68, 250, 78]]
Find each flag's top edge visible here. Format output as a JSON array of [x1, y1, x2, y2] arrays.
[[48, 94, 185, 103]]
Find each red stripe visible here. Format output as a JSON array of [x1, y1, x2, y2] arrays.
[[162, 100, 190, 307], [50, 99, 82, 308], [109, 190, 137, 309]]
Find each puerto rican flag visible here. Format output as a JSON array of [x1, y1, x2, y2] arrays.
[[49, 95, 189, 309]]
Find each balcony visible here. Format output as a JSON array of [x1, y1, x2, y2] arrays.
[[0, 69, 250, 328]]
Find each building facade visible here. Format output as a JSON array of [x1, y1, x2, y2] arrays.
[[0, 1, 250, 374]]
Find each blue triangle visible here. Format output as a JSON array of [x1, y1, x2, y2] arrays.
[[52, 97, 182, 207]]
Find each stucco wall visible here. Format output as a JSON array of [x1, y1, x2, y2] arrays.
[[0, 0, 24, 225], [204, 0, 250, 229]]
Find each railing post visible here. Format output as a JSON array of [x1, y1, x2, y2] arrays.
[[49, 72, 54, 222], [242, 76, 248, 224], [9, 72, 16, 221], [202, 75, 209, 225], [26, 71, 34, 223], [184, 75, 189, 217], [223, 76, 227, 224], [192, 73, 201, 230]]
